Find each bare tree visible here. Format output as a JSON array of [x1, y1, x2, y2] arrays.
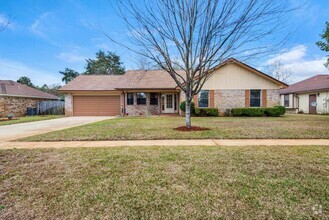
[[109, 0, 298, 128], [133, 55, 157, 70], [266, 60, 293, 84]]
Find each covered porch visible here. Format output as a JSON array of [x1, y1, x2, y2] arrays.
[[123, 90, 180, 116]]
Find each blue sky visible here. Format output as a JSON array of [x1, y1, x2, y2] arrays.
[[0, 0, 328, 86]]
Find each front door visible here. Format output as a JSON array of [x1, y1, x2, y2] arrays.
[[164, 94, 174, 113], [309, 94, 317, 114]]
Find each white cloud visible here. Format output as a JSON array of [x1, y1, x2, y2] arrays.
[[266, 45, 307, 65], [264, 45, 328, 83], [29, 12, 51, 37], [56, 51, 87, 63], [0, 59, 61, 86]]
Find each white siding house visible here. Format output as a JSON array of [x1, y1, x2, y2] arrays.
[[280, 75, 329, 114]]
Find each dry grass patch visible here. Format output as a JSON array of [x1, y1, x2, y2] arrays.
[[0, 145, 328, 219], [18, 114, 329, 141]]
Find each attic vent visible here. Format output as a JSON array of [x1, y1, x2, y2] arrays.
[[0, 83, 6, 94]]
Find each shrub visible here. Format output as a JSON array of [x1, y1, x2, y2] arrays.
[[231, 108, 265, 117], [274, 106, 286, 115], [195, 107, 219, 117], [264, 107, 281, 117], [231, 106, 285, 117], [179, 101, 195, 114]]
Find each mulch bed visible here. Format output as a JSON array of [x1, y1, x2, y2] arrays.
[[173, 126, 211, 132]]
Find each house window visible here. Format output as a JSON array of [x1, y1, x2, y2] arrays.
[[127, 93, 134, 105], [198, 90, 209, 108], [284, 94, 289, 107], [150, 93, 158, 105], [137, 92, 147, 105], [250, 90, 261, 107]]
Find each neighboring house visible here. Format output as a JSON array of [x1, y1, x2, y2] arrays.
[[280, 75, 329, 114], [59, 58, 287, 116], [0, 80, 59, 117]]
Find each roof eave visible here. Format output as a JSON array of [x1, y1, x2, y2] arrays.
[[280, 88, 329, 95], [0, 94, 59, 99]]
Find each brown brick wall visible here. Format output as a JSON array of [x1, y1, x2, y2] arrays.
[[0, 96, 39, 117], [125, 93, 161, 116], [214, 90, 246, 113]]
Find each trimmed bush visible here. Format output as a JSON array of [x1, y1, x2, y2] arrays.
[[231, 106, 285, 117], [195, 107, 219, 117], [274, 106, 286, 116], [231, 108, 265, 117], [264, 107, 281, 117], [179, 101, 195, 114]]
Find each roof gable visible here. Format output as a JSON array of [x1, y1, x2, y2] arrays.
[[211, 58, 288, 87]]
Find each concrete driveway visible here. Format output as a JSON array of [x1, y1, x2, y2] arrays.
[[0, 116, 114, 141]]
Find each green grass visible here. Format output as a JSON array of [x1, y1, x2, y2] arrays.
[[0, 145, 328, 219], [19, 114, 329, 141], [0, 115, 63, 126]]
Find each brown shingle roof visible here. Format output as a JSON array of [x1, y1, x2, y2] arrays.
[[59, 75, 124, 91], [59, 58, 287, 92], [280, 75, 329, 94], [115, 70, 184, 89], [0, 80, 59, 99], [59, 70, 184, 91]]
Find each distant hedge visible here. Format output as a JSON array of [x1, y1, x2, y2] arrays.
[[195, 107, 219, 117], [231, 106, 285, 117], [179, 101, 195, 114]]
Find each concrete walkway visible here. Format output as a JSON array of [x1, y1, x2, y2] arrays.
[[0, 139, 328, 149], [0, 116, 114, 141]]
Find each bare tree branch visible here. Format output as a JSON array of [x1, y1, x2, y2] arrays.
[[0, 16, 12, 32], [266, 60, 293, 84], [107, 0, 301, 127]]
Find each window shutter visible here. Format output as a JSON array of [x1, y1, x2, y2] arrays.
[[193, 95, 198, 107], [245, 90, 250, 107], [262, 90, 267, 107], [210, 90, 214, 108]]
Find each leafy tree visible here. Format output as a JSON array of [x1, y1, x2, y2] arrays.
[[17, 76, 34, 87], [59, 68, 80, 84], [316, 22, 329, 69], [85, 50, 125, 75], [38, 84, 63, 100]]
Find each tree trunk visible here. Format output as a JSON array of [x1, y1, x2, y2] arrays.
[[185, 92, 192, 128]]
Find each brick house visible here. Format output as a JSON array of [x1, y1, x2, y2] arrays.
[[0, 80, 59, 117], [59, 58, 287, 116]]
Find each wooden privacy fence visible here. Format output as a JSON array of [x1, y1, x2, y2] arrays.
[[37, 101, 64, 115]]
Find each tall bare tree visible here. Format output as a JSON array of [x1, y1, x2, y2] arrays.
[[266, 60, 293, 84], [109, 0, 298, 128]]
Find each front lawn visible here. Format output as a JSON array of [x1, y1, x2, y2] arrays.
[[19, 114, 329, 141], [0, 145, 327, 219], [0, 115, 63, 126]]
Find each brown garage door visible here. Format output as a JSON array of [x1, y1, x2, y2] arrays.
[[73, 96, 120, 116]]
